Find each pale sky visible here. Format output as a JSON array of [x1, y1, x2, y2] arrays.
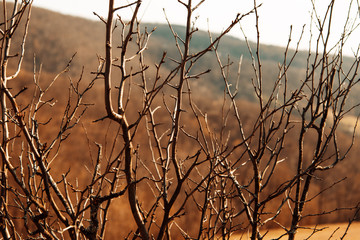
[[33, 0, 360, 57]]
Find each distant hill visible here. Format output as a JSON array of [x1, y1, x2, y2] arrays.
[[10, 6, 104, 75], [8, 5, 359, 106]]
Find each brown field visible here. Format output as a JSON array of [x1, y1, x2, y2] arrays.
[[230, 222, 360, 239]]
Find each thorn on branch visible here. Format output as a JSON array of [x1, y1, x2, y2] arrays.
[[93, 12, 107, 24], [93, 115, 109, 123], [13, 86, 27, 98]]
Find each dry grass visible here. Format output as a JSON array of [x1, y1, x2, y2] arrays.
[[230, 222, 360, 239]]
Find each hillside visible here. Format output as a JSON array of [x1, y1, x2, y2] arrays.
[[14, 6, 358, 104], [2, 4, 360, 239], [23, 2, 360, 215]]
